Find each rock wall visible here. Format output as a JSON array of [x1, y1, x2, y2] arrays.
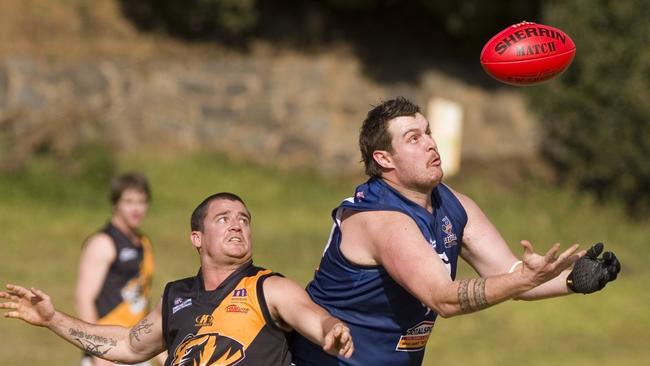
[[0, 52, 540, 173]]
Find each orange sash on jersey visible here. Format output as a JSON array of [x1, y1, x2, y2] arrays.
[[98, 236, 155, 327]]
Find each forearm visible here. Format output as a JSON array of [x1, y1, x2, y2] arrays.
[[47, 311, 146, 364], [514, 269, 572, 300], [435, 272, 537, 318]]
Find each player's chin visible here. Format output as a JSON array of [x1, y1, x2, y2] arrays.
[[226, 245, 251, 258], [429, 167, 444, 183]]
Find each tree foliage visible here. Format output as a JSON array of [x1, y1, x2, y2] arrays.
[[119, 0, 538, 43], [527, 0, 650, 216], [119, 0, 258, 39]]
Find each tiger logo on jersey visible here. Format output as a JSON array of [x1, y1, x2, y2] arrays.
[[172, 332, 245, 366]]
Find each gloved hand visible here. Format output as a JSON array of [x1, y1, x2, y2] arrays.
[[566, 243, 621, 294]]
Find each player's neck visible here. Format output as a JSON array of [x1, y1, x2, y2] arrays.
[[111, 217, 139, 243], [381, 177, 433, 212], [200, 263, 241, 291]]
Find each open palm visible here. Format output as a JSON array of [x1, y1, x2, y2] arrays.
[[520, 240, 584, 286], [0, 284, 55, 327]]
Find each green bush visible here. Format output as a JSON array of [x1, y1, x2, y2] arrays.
[[527, 0, 650, 216]]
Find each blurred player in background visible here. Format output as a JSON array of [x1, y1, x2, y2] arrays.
[[290, 97, 621, 366], [75, 172, 165, 366], [1, 192, 353, 365]]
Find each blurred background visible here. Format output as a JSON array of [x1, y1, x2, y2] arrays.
[[0, 0, 648, 365]]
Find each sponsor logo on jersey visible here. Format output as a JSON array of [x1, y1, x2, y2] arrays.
[[395, 320, 434, 352], [195, 314, 214, 327], [118, 247, 139, 262], [355, 191, 365, 200], [172, 298, 192, 314], [232, 288, 247, 302], [441, 216, 458, 248], [172, 332, 245, 366], [226, 304, 250, 314]]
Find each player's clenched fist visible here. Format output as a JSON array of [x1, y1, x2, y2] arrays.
[[567, 243, 621, 294], [322, 321, 354, 358]]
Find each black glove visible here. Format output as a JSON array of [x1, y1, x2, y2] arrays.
[[566, 243, 621, 294]]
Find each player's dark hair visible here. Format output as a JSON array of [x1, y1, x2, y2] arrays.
[[359, 97, 421, 178], [190, 192, 250, 232], [109, 172, 151, 205]]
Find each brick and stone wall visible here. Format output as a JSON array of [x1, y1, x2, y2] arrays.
[[0, 52, 539, 173]]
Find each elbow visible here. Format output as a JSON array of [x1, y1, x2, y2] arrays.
[[73, 296, 84, 313], [428, 302, 461, 319], [74, 294, 88, 311], [74, 295, 96, 320], [436, 307, 462, 319], [434, 310, 453, 319]]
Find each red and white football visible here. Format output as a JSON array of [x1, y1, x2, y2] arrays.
[[480, 21, 576, 85]]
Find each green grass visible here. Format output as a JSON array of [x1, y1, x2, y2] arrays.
[[0, 153, 647, 366]]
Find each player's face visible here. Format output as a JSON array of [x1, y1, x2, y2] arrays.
[[113, 188, 149, 230], [385, 113, 443, 189], [194, 199, 252, 264]]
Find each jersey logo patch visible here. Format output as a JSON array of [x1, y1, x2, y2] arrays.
[[441, 216, 458, 248], [395, 320, 434, 352], [195, 314, 214, 327], [172, 332, 245, 366], [172, 298, 192, 314], [232, 288, 248, 302], [118, 248, 138, 262], [226, 304, 250, 314]]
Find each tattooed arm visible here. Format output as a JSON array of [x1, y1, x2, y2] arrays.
[[340, 208, 584, 318], [454, 188, 588, 302], [0, 284, 165, 363]]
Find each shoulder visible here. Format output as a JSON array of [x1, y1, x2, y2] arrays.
[[81, 232, 117, 259], [165, 275, 197, 290], [343, 208, 416, 233], [161, 275, 198, 305], [440, 184, 476, 216], [84, 231, 115, 247], [262, 275, 307, 305], [437, 184, 468, 205], [262, 274, 297, 294]]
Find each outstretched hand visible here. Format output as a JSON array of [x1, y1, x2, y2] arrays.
[[567, 242, 621, 294], [519, 240, 585, 287], [0, 284, 55, 327], [322, 321, 354, 359]]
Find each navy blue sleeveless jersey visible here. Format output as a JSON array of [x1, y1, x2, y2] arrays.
[[290, 178, 467, 366]]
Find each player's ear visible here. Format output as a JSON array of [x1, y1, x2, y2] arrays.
[[373, 150, 394, 169], [190, 231, 202, 250]]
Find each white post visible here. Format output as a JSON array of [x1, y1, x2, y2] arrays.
[[427, 97, 463, 177]]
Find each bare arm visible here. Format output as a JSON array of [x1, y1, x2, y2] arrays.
[[454, 189, 581, 300], [263, 276, 353, 358], [75, 233, 115, 322], [340, 210, 583, 318], [1, 284, 165, 364]]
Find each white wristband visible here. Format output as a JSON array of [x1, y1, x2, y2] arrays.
[[508, 260, 523, 273]]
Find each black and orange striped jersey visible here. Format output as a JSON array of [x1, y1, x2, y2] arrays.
[[162, 261, 292, 366], [94, 223, 155, 327]]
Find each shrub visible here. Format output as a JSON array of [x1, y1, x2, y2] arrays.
[[527, 0, 650, 216]]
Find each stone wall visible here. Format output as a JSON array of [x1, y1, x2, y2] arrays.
[[0, 52, 540, 173]]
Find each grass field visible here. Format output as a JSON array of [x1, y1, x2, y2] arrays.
[[0, 153, 648, 366]]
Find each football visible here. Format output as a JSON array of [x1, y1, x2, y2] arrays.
[[480, 21, 576, 85]]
